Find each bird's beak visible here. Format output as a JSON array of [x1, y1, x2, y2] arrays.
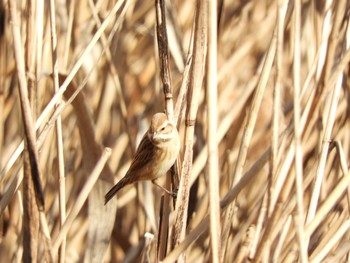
[[152, 132, 157, 140]]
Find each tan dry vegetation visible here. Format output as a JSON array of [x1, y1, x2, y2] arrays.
[[0, 0, 350, 262]]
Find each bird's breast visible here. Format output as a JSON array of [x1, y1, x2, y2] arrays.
[[154, 145, 178, 177]]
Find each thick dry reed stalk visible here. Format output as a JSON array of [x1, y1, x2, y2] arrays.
[[154, 0, 175, 260], [206, 0, 221, 262], [171, 2, 207, 263]]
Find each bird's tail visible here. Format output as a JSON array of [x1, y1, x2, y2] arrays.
[[104, 177, 131, 205]]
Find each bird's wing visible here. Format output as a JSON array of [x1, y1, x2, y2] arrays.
[[126, 132, 154, 177], [104, 133, 155, 204]]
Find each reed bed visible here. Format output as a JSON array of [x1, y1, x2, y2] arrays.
[[1, 0, 350, 262]]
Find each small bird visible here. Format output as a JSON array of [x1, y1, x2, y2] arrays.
[[104, 113, 180, 204]]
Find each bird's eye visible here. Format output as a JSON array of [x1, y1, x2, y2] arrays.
[[161, 126, 166, 131]]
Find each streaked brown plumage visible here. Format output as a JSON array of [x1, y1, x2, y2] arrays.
[[104, 113, 180, 204]]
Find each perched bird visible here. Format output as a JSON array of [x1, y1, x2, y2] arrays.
[[104, 113, 180, 204]]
